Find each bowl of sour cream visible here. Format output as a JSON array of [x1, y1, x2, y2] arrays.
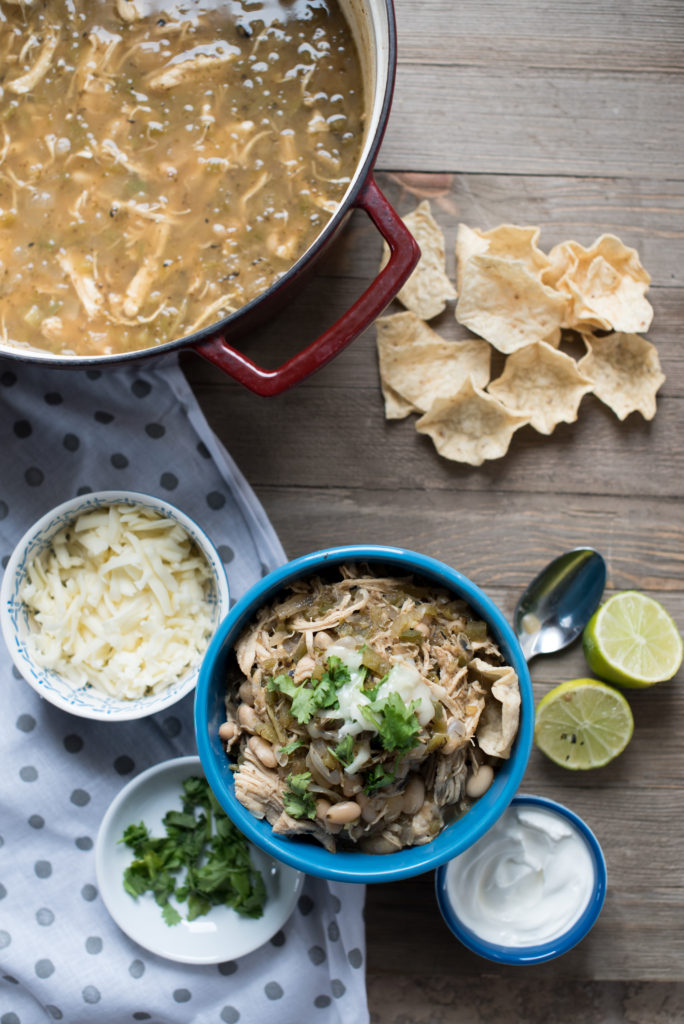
[[435, 794, 607, 964]]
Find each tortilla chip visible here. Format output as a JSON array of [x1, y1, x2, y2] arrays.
[[546, 234, 653, 333], [578, 332, 665, 421], [380, 200, 457, 320], [540, 239, 583, 291], [456, 255, 568, 352], [415, 377, 529, 465], [380, 380, 419, 420], [470, 659, 521, 759], [376, 311, 490, 417], [487, 341, 594, 435], [456, 222, 550, 291]]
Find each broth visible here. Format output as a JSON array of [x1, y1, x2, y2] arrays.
[[0, 0, 364, 356]]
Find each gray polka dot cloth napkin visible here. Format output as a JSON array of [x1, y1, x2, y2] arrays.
[[0, 355, 369, 1024]]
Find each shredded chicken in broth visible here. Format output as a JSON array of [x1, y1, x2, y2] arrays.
[[220, 566, 521, 854], [0, 0, 364, 356]]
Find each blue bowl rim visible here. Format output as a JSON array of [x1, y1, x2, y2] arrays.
[[195, 544, 534, 883], [434, 793, 608, 964]]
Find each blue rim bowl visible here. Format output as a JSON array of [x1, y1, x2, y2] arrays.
[[435, 794, 607, 964], [195, 545, 534, 883]]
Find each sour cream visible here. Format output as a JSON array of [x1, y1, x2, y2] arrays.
[[444, 803, 596, 947]]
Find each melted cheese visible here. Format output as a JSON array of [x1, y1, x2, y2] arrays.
[[20, 503, 216, 700], [326, 642, 435, 738], [377, 661, 435, 727]]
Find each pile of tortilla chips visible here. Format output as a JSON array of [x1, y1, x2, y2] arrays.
[[376, 200, 665, 466]]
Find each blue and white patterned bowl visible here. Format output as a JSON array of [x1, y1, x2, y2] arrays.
[[0, 490, 230, 721]]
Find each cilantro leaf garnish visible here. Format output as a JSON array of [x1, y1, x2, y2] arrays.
[[268, 674, 297, 698], [364, 763, 396, 794], [360, 690, 421, 753], [267, 656, 351, 725], [323, 655, 352, 689], [120, 776, 266, 926], [332, 734, 355, 767], [279, 738, 304, 755], [290, 685, 319, 724], [283, 771, 317, 820], [374, 691, 422, 753]]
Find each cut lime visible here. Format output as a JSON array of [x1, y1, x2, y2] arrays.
[[534, 678, 634, 769], [583, 591, 683, 688]]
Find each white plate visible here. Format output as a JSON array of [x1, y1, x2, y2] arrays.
[[95, 755, 304, 964]]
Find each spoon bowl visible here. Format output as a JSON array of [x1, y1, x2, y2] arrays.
[[514, 548, 606, 662]]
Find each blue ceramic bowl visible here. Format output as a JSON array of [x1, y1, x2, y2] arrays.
[[195, 545, 534, 883], [435, 794, 607, 964]]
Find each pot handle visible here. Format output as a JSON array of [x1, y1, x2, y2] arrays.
[[194, 176, 419, 397]]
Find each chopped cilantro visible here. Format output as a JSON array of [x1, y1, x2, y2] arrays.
[[290, 685, 319, 723], [267, 655, 351, 725], [279, 738, 304, 755], [375, 691, 422, 753], [268, 673, 297, 698], [120, 776, 266, 926], [364, 672, 387, 702], [364, 763, 396, 794], [323, 655, 352, 689], [361, 691, 421, 754], [282, 771, 317, 820], [332, 734, 355, 768]]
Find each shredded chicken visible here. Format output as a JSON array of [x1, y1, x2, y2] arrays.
[[7, 26, 59, 94], [146, 41, 238, 90], [222, 565, 521, 854]]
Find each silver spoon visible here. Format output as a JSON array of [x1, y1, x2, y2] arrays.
[[514, 548, 607, 662]]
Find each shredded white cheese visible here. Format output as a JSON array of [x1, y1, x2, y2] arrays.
[[19, 503, 217, 700]]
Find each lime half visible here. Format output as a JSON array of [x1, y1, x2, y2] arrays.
[[583, 591, 683, 688], [534, 678, 634, 769]]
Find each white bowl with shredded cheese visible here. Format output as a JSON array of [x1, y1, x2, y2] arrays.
[[1, 491, 229, 720]]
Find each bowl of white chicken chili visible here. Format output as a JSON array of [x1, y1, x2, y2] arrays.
[[0, 0, 418, 395], [195, 545, 533, 883]]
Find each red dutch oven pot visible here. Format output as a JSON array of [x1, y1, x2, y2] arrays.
[[0, 0, 418, 397]]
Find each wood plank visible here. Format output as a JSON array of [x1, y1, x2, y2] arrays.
[[183, 367, 684, 501], [395, 0, 684, 74], [383, 68, 684, 179], [367, 975, 684, 1021], [382, 3, 684, 177], [365, 873, 684, 981], [227, 488, 684, 594]]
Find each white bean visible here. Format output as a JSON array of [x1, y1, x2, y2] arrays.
[[238, 680, 254, 705], [315, 798, 331, 820], [238, 703, 260, 732], [356, 790, 383, 824], [384, 793, 405, 823], [218, 720, 237, 744], [360, 834, 400, 855], [402, 776, 425, 816], [248, 735, 277, 769], [466, 764, 494, 799], [325, 800, 361, 825]]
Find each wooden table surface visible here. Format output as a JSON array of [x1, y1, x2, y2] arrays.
[[182, 0, 684, 1009]]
